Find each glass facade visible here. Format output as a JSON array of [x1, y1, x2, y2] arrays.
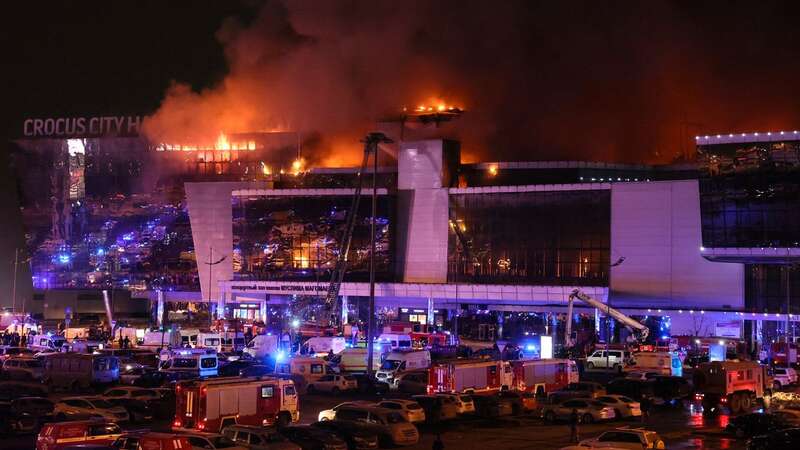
[[745, 264, 800, 314], [448, 190, 610, 285], [233, 195, 394, 282], [698, 140, 800, 248], [11, 133, 299, 291]]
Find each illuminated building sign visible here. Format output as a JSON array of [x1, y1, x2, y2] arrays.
[[22, 116, 143, 138]]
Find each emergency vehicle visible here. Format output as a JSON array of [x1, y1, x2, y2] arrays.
[[510, 358, 575, 395], [427, 359, 511, 394], [692, 360, 772, 414], [36, 420, 121, 450], [173, 376, 299, 432]]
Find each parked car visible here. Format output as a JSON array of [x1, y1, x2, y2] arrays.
[[625, 371, 659, 381], [239, 364, 273, 378], [349, 374, 389, 395], [8, 396, 55, 417], [306, 374, 358, 395], [311, 420, 381, 450], [279, 425, 348, 450], [4, 396, 55, 431], [549, 382, 607, 402], [0, 346, 35, 361], [395, 371, 428, 395], [374, 399, 426, 423], [102, 386, 161, 402], [435, 393, 476, 415], [2, 356, 44, 381], [606, 378, 656, 402], [331, 404, 419, 446], [411, 395, 458, 423], [54, 397, 129, 423], [36, 420, 122, 450], [103, 398, 154, 423], [0, 406, 40, 435], [773, 408, 800, 427], [725, 413, 790, 438], [595, 395, 642, 419], [499, 390, 537, 414], [108, 432, 193, 450], [318, 402, 376, 422], [747, 427, 800, 450], [774, 368, 799, 388], [222, 424, 301, 450], [471, 394, 514, 418], [0, 381, 49, 401], [578, 428, 665, 449], [132, 370, 182, 387], [650, 376, 692, 404], [541, 398, 616, 424], [585, 350, 631, 372], [178, 431, 250, 450], [218, 360, 256, 377]]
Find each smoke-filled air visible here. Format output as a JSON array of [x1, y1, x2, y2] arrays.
[[143, 0, 800, 166]]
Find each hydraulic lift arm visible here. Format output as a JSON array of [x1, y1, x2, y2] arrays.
[[565, 288, 649, 346]]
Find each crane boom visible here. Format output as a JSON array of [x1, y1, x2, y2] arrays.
[[565, 289, 649, 346]]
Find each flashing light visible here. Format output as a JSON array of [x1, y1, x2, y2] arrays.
[[173, 419, 182, 428], [694, 339, 701, 344], [525, 344, 536, 352], [125, 364, 133, 371], [661, 335, 669, 340], [57, 254, 71, 264], [267, 332, 272, 336], [719, 340, 725, 345], [96, 248, 105, 256], [275, 350, 286, 362], [291, 319, 300, 329]]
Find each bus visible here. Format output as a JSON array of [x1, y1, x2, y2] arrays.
[[42, 353, 120, 390]]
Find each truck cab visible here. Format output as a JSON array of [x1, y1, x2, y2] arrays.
[[376, 350, 431, 387], [693, 360, 770, 414], [274, 356, 334, 393]]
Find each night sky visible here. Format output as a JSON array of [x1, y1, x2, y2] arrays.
[[2, 0, 800, 303]]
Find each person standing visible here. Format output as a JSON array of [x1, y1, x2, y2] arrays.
[[569, 408, 580, 443]]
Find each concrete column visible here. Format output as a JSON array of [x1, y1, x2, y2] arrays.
[[341, 296, 349, 325], [427, 297, 435, 326], [156, 290, 165, 328], [217, 296, 226, 320], [497, 312, 504, 340], [260, 300, 267, 323], [551, 312, 558, 341]]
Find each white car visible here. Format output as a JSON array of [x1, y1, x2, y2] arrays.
[[773, 368, 798, 388], [578, 428, 665, 449], [119, 366, 152, 385], [103, 386, 161, 401], [586, 350, 631, 372], [318, 401, 375, 421], [2, 356, 44, 380], [435, 393, 476, 414], [306, 374, 358, 395], [596, 395, 642, 419], [54, 397, 130, 422], [375, 399, 426, 423], [181, 432, 250, 450]]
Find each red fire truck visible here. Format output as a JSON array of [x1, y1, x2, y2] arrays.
[[173, 376, 299, 432], [510, 359, 575, 395], [428, 360, 512, 394]]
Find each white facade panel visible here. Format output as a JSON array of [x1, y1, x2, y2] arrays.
[[610, 180, 744, 310]]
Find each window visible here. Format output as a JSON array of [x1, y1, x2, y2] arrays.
[[187, 437, 213, 449], [284, 386, 296, 396], [311, 364, 324, 374], [319, 375, 334, 382], [89, 424, 121, 436], [201, 358, 216, 369], [598, 432, 641, 443], [336, 408, 368, 421], [261, 386, 275, 398]]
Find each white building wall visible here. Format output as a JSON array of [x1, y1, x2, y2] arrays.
[[610, 180, 744, 310]]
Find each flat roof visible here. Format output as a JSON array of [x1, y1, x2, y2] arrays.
[[696, 130, 800, 146]]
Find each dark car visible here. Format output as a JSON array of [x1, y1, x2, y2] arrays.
[[651, 376, 691, 403], [218, 360, 255, 377], [280, 425, 348, 450], [606, 378, 656, 402], [311, 420, 380, 450], [747, 428, 800, 450], [549, 382, 606, 403], [132, 370, 184, 387], [498, 390, 532, 415], [10, 397, 54, 416], [349, 374, 389, 395], [240, 364, 273, 377], [471, 394, 513, 418], [104, 398, 154, 423], [725, 413, 789, 438], [0, 381, 49, 401]]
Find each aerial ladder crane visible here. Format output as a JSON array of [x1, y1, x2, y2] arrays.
[[564, 289, 649, 347]]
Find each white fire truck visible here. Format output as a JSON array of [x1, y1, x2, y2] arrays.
[[693, 360, 772, 414], [173, 376, 299, 432]]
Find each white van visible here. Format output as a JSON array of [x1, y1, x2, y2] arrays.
[[301, 337, 347, 357], [585, 349, 632, 372], [338, 347, 384, 372], [69, 339, 104, 354], [197, 332, 246, 352], [274, 356, 334, 392], [141, 330, 181, 349], [28, 334, 67, 352], [376, 350, 431, 387], [627, 352, 683, 377], [244, 334, 287, 359], [159, 348, 218, 377], [376, 333, 412, 351]]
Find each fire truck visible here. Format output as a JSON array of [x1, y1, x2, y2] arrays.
[[510, 359, 576, 395], [692, 360, 772, 414], [428, 360, 512, 394], [173, 376, 299, 432]]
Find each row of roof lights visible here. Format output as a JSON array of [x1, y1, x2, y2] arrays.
[[695, 131, 799, 140], [579, 177, 650, 182]]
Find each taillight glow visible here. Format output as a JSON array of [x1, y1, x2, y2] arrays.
[[173, 418, 182, 427]]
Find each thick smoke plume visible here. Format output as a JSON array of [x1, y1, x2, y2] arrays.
[[144, 0, 800, 165]]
